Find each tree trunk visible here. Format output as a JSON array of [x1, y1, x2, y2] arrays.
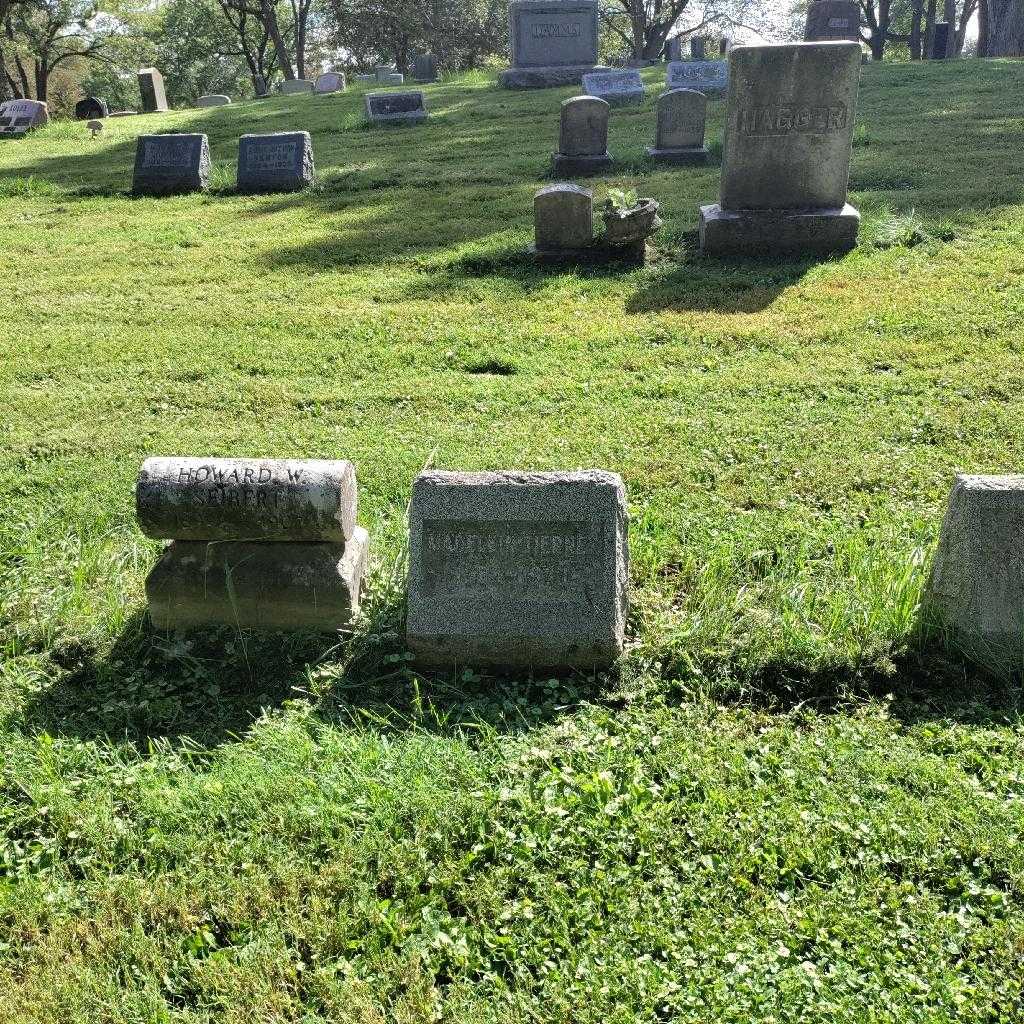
[[910, 0, 923, 57], [988, 0, 1024, 54], [34, 57, 46, 101], [923, 0, 937, 56], [942, 0, 955, 54], [262, 0, 294, 79], [978, 0, 990, 53]]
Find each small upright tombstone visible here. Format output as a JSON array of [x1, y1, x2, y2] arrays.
[[699, 41, 861, 256], [691, 36, 707, 59], [500, 0, 603, 88], [666, 59, 728, 98], [281, 78, 314, 94], [412, 53, 438, 82], [406, 470, 629, 668], [237, 131, 314, 193], [665, 36, 682, 61], [378, 73, 404, 85], [581, 69, 644, 106], [132, 134, 210, 195], [552, 95, 611, 174], [0, 99, 49, 137], [719, 37, 731, 56], [364, 90, 427, 125], [931, 21, 951, 58], [532, 183, 593, 258], [375, 66, 398, 81], [804, 0, 861, 42], [75, 96, 108, 120], [315, 71, 346, 93], [138, 68, 168, 112], [647, 89, 708, 164], [197, 94, 231, 107]]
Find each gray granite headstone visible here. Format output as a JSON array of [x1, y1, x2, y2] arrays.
[[804, 0, 861, 41], [691, 36, 707, 59], [354, 73, 375, 83], [281, 78, 314, 94], [499, 0, 603, 88], [552, 95, 611, 174], [533, 182, 593, 254], [0, 99, 49, 136], [364, 90, 427, 125], [375, 66, 398, 81], [377, 72, 404, 85], [666, 60, 728, 98], [412, 53, 438, 82], [197, 94, 231, 107], [138, 68, 168, 112], [665, 36, 682, 61], [237, 131, 314, 193], [406, 470, 629, 668], [315, 71, 346, 93], [647, 89, 708, 163], [581, 69, 645, 106], [132, 134, 210, 195], [931, 21, 951, 58], [699, 41, 861, 256]]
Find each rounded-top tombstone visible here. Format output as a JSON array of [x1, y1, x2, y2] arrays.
[[647, 88, 708, 163], [75, 96, 108, 120], [552, 95, 611, 174], [315, 71, 346, 93], [533, 182, 593, 254]]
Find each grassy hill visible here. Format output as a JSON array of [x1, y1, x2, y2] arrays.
[[1, 61, 1023, 1021]]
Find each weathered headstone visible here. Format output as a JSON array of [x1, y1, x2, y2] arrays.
[[375, 66, 398, 81], [137, 457, 358, 542], [0, 99, 49, 137], [406, 470, 629, 668], [75, 96, 108, 120], [138, 68, 168, 113], [804, 0, 861, 42], [109, 110, 138, 117], [691, 35, 707, 59], [132, 134, 210, 195], [581, 68, 645, 106], [931, 21, 951, 58], [315, 71, 346, 93], [354, 73, 375, 83], [197, 94, 231, 107], [647, 88, 708, 163], [237, 131, 315, 193], [281, 78, 314, 94], [666, 59, 728, 98], [719, 37, 731, 56], [364, 90, 427, 125], [665, 36, 682, 61], [499, 0, 603, 88], [699, 42, 861, 256], [926, 474, 1024, 679], [532, 183, 593, 256], [377, 73, 405, 85], [412, 53, 438, 82], [551, 95, 611, 174]]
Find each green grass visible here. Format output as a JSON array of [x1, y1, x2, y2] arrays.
[[1, 60, 1023, 1021]]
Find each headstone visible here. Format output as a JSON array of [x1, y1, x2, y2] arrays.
[[691, 36, 707, 59], [719, 38, 731, 56], [647, 89, 708, 164], [375, 66, 398, 81], [132, 134, 210, 196], [804, 0, 861, 42], [364, 90, 427, 125], [532, 183, 593, 255], [197, 94, 231, 107], [237, 131, 315, 193], [412, 53, 438, 82], [137, 457, 357, 542], [665, 36, 682, 61], [406, 470, 629, 668], [75, 96, 108, 120], [931, 21, 951, 58], [109, 110, 138, 117], [377, 73, 404, 85], [315, 71, 346, 93], [138, 68, 168, 113], [699, 42, 861, 256], [0, 99, 49, 137], [281, 78, 314, 94], [499, 0, 603, 89], [926, 474, 1024, 679], [666, 60, 728, 98], [581, 69, 644, 106], [354, 73, 375, 83], [551, 95, 611, 174]]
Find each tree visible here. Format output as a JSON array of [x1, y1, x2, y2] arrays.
[[980, 0, 1024, 54]]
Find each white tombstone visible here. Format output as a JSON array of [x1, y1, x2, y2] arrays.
[[315, 72, 346, 93], [197, 94, 231, 107]]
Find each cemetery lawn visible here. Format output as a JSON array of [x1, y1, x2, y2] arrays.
[[2, 60, 1024, 1022]]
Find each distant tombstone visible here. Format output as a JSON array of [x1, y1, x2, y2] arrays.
[[315, 71, 346, 93], [665, 36, 682, 61], [719, 38, 731, 56], [254, 76, 269, 97], [931, 21, 951, 58], [237, 131, 314, 193], [354, 73, 375, 82], [533, 183, 593, 255], [406, 470, 629, 668], [804, 0, 861, 42], [109, 110, 138, 117], [75, 96, 108, 120], [281, 78, 314, 94], [699, 41, 862, 256], [647, 89, 708, 163], [138, 68, 169, 113], [690, 36, 707, 59], [412, 53, 438, 82], [364, 90, 427, 125], [132, 133, 210, 195], [375, 66, 398, 81], [666, 60, 728, 98], [378, 73, 404, 85], [581, 69, 644, 106], [552, 95, 611, 174], [499, 0, 603, 88], [197, 94, 231, 107], [0, 99, 49, 137]]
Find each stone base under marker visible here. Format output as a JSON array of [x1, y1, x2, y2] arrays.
[[551, 151, 612, 176], [699, 203, 860, 256], [499, 65, 605, 89], [646, 145, 708, 165], [146, 529, 368, 631]]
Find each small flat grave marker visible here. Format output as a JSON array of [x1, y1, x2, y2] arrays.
[[237, 131, 314, 193], [666, 60, 728, 98], [197, 94, 231, 107], [364, 90, 427, 125], [581, 68, 644, 106], [132, 133, 210, 195]]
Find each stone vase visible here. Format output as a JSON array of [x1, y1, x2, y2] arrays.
[[600, 198, 662, 246]]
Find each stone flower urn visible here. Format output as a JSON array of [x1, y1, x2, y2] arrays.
[[601, 197, 662, 247]]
